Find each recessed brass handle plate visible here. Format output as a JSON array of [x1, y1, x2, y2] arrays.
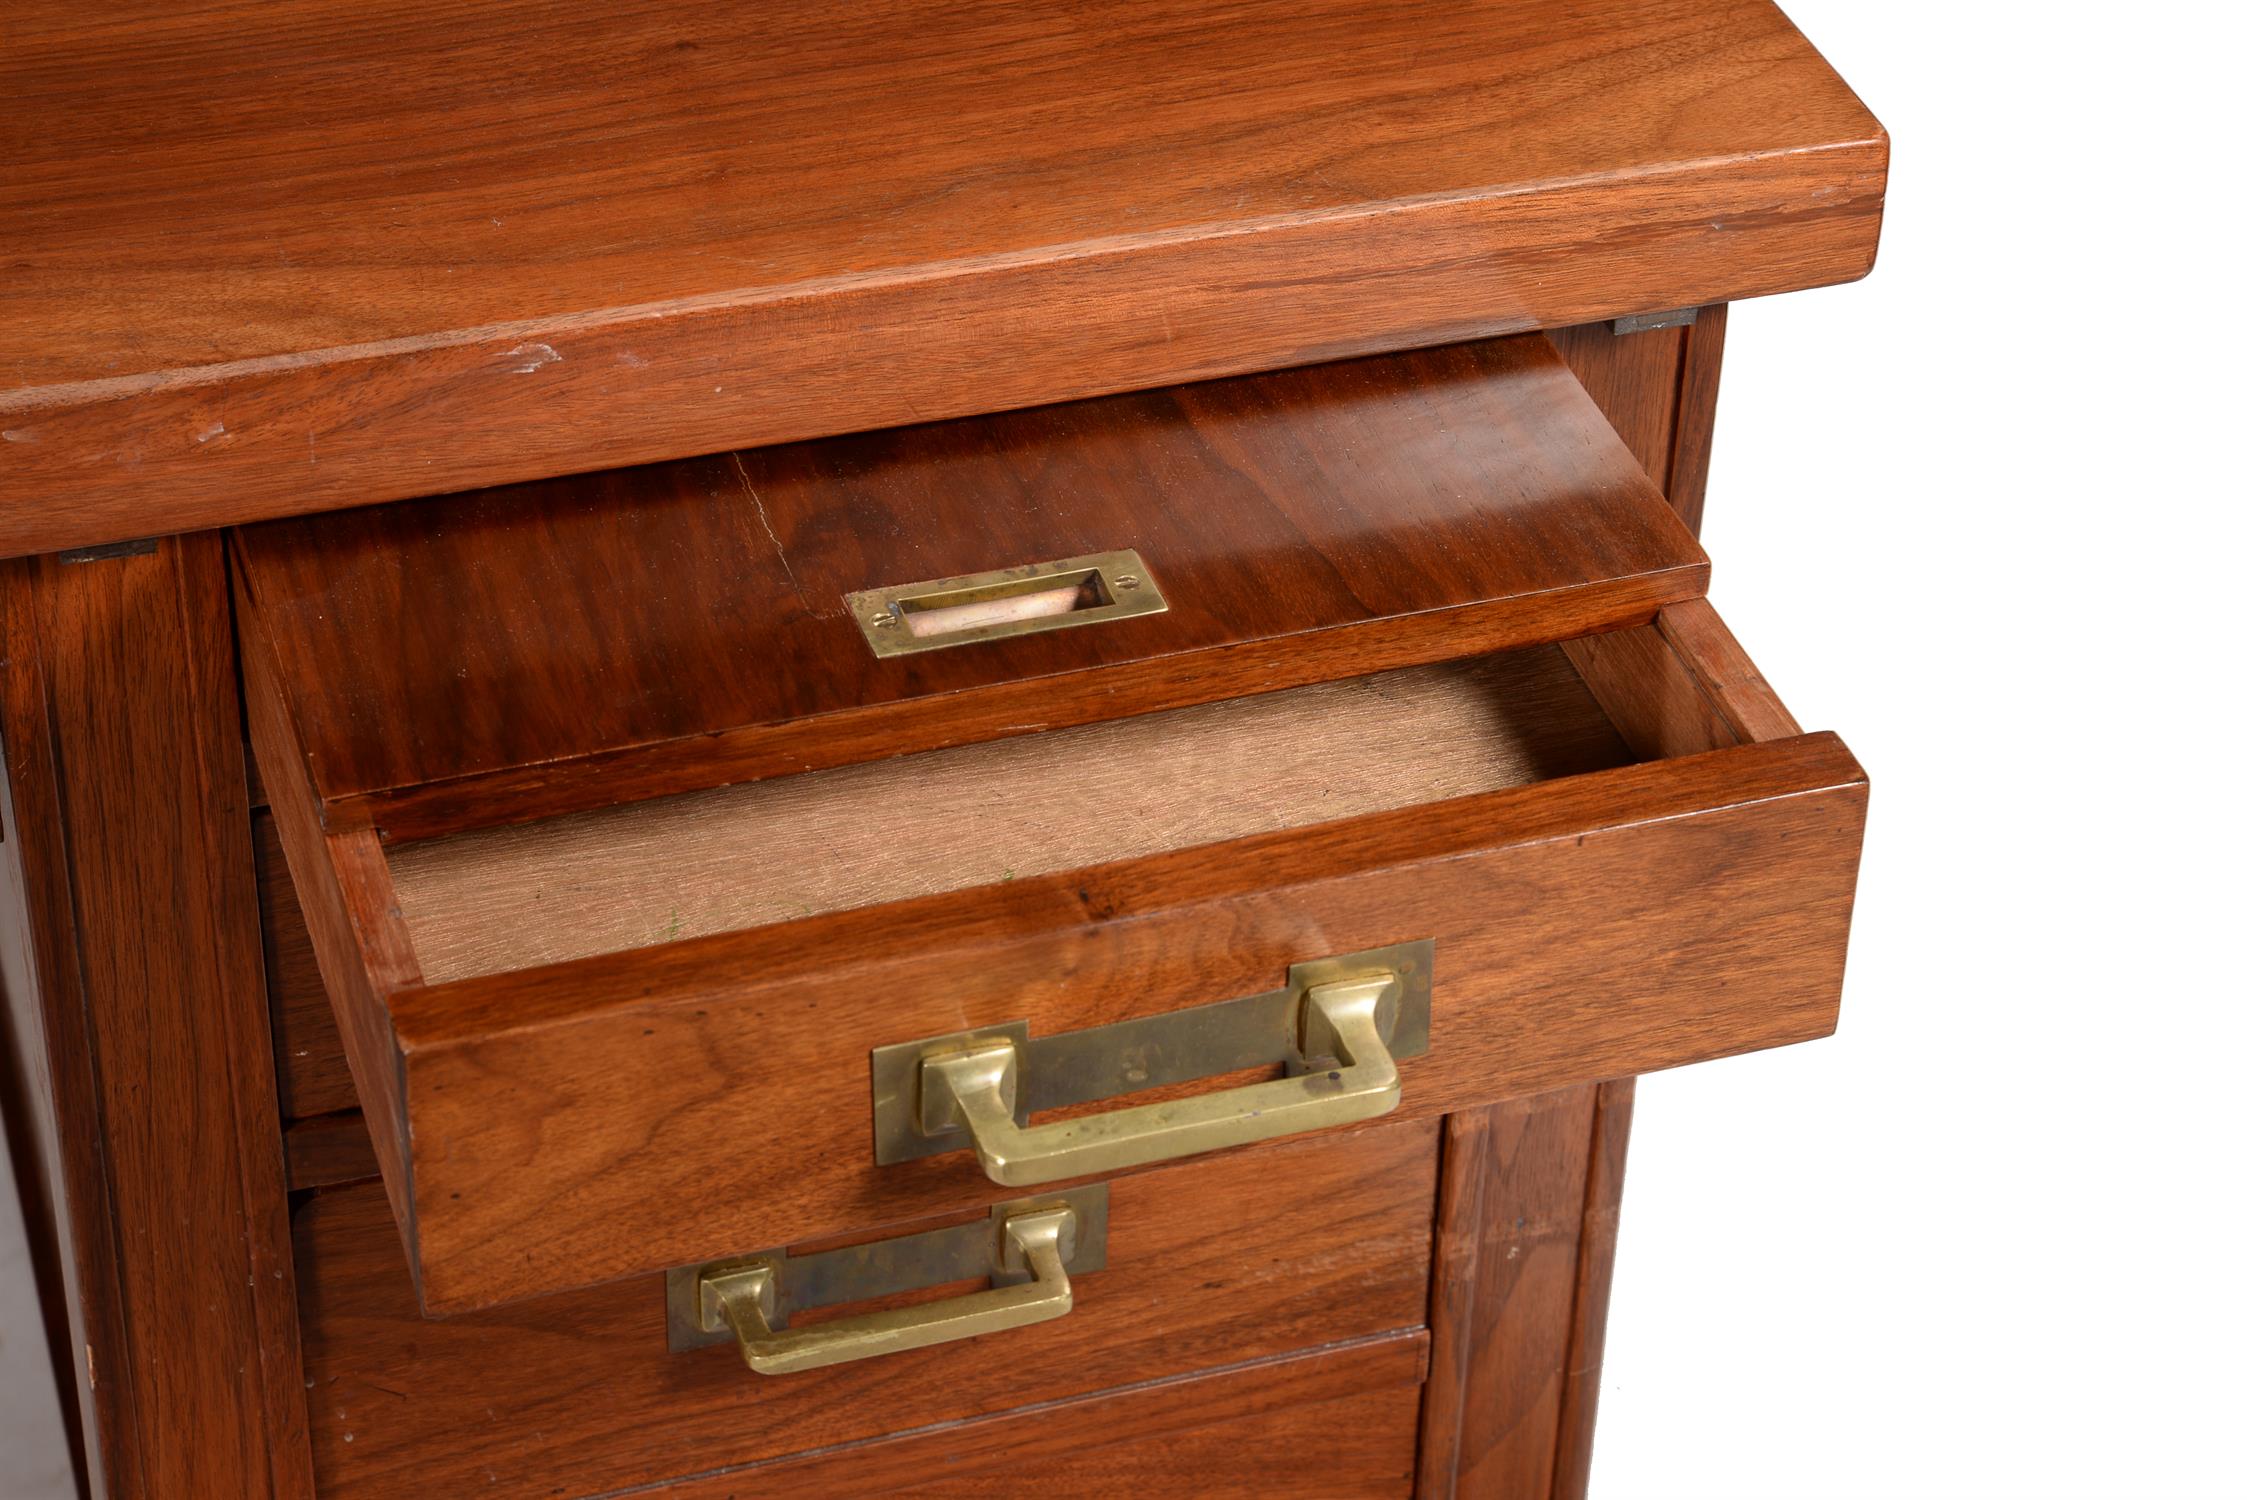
[[665, 1186, 1108, 1374], [870, 940, 1433, 1183], [845, 548, 1167, 657]]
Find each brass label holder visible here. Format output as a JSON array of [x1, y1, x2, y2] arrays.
[[664, 1184, 1109, 1355], [868, 939, 1435, 1168], [845, 548, 1167, 657]]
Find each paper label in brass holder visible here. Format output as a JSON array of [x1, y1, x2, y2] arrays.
[[845, 548, 1167, 657]]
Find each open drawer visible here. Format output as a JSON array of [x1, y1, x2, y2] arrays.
[[234, 334, 1865, 1314]]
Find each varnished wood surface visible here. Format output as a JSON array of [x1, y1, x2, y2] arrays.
[[1656, 597, 1805, 742], [1416, 1103, 1518, 1496], [0, 539, 313, 1497], [255, 814, 358, 1118], [1552, 1078, 1637, 1500], [0, 0, 1884, 554], [0, 575, 97, 1494], [1417, 1088, 1600, 1498], [1548, 308, 1730, 537], [282, 1112, 382, 1196], [245, 324, 1744, 1124], [355, 725, 1865, 1312], [234, 335, 1705, 838], [240, 575, 427, 1243], [0, 67, 1842, 1491], [662, 1337, 1428, 1500], [1562, 597, 1802, 762], [392, 648, 1633, 982], [1664, 309, 1733, 535], [1528, 435, 1726, 1498], [294, 1122, 1436, 1496], [1563, 625, 1743, 762], [241, 314, 1740, 1127], [1548, 322, 1691, 487]]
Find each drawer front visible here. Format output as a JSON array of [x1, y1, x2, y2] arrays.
[[295, 1119, 1437, 1498], [253, 607, 1864, 1314], [691, 1361, 1426, 1500]]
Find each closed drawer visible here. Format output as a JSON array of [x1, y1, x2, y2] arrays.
[[237, 334, 1865, 1313], [295, 1118, 1435, 1498]]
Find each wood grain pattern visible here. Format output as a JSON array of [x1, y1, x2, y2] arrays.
[[1664, 307, 1732, 534], [0, 0, 1885, 554], [234, 335, 1706, 838], [0, 538, 313, 1497], [1657, 597, 1804, 742], [1417, 1088, 1601, 1498], [0, 567, 101, 1496], [1531, 322, 1726, 1495], [241, 337, 1755, 1133], [294, 1121, 1436, 1497], [1416, 1107, 1500, 1497], [1562, 597, 1802, 762], [1552, 1078, 1637, 1500], [660, 1336, 1429, 1500], [1415, 318, 1737, 1500], [1521, 308, 1734, 1499], [1550, 306, 1730, 535], [391, 648, 1633, 982], [1547, 322, 1689, 487], [368, 728, 1862, 1313], [239, 569, 425, 1245], [256, 813, 360, 1117], [283, 1112, 382, 1195], [1562, 626, 1742, 762]]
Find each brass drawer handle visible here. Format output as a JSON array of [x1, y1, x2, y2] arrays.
[[876, 942, 1430, 1185], [928, 976, 1399, 1184], [682, 1201, 1092, 1375]]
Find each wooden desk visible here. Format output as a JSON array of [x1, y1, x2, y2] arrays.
[[0, 5, 1884, 1495]]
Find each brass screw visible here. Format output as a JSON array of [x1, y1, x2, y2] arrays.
[[1114, 574, 1141, 590], [871, 611, 897, 629]]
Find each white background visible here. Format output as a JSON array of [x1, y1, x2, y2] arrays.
[[1594, 3, 2246, 1496], [6, 6, 2244, 1499]]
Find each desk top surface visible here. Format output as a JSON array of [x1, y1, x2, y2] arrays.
[[0, 0, 1884, 556]]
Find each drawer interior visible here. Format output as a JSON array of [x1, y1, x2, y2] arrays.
[[390, 644, 1633, 984]]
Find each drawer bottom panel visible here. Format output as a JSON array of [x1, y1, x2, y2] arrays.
[[294, 1119, 1438, 1497]]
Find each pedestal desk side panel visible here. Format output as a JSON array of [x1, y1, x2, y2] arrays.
[[0, 537, 313, 1498], [0, 565, 106, 1498]]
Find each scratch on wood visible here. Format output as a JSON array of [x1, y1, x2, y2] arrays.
[[727, 451, 816, 615], [502, 342, 562, 374]]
